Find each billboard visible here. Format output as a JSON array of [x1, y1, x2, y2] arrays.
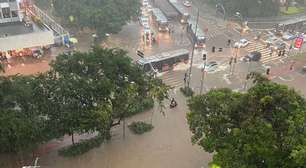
[[294, 36, 303, 49]]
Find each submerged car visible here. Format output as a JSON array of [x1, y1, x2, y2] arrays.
[[242, 51, 262, 62]]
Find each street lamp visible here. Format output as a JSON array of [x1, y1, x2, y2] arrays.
[[235, 12, 243, 26]]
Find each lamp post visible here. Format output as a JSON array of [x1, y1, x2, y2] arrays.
[[200, 52, 207, 95], [186, 9, 200, 91]]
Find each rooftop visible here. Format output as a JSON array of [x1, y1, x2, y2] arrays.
[[0, 22, 44, 38]]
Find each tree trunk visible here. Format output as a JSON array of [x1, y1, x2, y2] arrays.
[[123, 117, 126, 139], [71, 133, 75, 145]]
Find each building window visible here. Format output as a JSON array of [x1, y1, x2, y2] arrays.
[[2, 7, 10, 18], [11, 10, 17, 17]]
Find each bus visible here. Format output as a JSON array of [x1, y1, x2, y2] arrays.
[[168, 0, 190, 24], [152, 8, 169, 32], [187, 18, 206, 48], [137, 49, 189, 72]]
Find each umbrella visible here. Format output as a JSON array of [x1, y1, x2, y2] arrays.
[[69, 37, 78, 44]]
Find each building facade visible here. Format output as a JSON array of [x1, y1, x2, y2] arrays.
[[0, 0, 23, 24]]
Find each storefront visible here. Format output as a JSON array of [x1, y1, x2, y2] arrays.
[[0, 30, 54, 59]]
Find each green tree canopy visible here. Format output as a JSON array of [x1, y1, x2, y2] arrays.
[[210, 0, 279, 18], [0, 47, 169, 153], [37, 0, 140, 37], [187, 78, 306, 167]]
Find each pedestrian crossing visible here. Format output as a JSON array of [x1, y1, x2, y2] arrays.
[[206, 28, 225, 41], [158, 71, 185, 89], [244, 41, 288, 64]]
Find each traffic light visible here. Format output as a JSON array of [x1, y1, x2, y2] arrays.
[[266, 68, 270, 75], [203, 54, 207, 61], [137, 50, 144, 58], [212, 46, 215, 53]]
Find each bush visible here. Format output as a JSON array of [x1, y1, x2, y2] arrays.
[[128, 121, 153, 135], [58, 135, 104, 157], [127, 97, 154, 117], [180, 87, 194, 97]]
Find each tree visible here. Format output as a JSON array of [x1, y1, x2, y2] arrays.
[[208, 0, 280, 18], [36, 48, 168, 144], [36, 0, 140, 37], [187, 77, 306, 167], [0, 76, 47, 153], [0, 63, 5, 73]]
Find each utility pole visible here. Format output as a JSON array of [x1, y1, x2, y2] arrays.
[[200, 52, 207, 95], [187, 9, 199, 90]]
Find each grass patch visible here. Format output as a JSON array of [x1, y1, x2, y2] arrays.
[[280, 6, 306, 15], [128, 121, 153, 135], [58, 135, 104, 157], [180, 87, 194, 97]]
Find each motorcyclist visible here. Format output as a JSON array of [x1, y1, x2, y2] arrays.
[[170, 98, 177, 108]]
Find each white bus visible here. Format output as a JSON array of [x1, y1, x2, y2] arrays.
[[168, 0, 190, 24], [187, 18, 206, 48], [137, 49, 189, 72], [152, 8, 169, 32]]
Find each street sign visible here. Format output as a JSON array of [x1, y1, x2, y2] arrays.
[[294, 37, 303, 49]]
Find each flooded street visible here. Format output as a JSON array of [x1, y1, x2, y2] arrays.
[[0, 20, 212, 168], [39, 95, 211, 168]]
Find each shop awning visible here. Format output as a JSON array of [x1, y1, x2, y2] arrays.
[[0, 31, 54, 51]]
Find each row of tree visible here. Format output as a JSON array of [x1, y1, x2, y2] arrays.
[[211, 0, 280, 18], [35, 0, 140, 37], [187, 74, 306, 167], [0, 48, 168, 153]]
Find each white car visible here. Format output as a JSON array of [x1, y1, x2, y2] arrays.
[[234, 39, 249, 48], [198, 61, 218, 72], [183, 1, 192, 7], [282, 32, 296, 41], [143, 0, 149, 6], [147, 4, 153, 12]]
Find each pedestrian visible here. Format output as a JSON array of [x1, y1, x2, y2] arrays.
[[290, 61, 295, 70], [270, 52, 272, 56]]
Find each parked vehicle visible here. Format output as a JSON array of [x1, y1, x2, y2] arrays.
[[282, 32, 296, 41], [183, 1, 192, 7], [272, 41, 286, 51], [264, 35, 278, 45], [242, 51, 262, 62]]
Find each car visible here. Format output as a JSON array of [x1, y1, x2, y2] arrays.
[[143, 0, 149, 6], [302, 66, 306, 74], [146, 4, 153, 12], [183, 1, 192, 7], [234, 39, 249, 48], [264, 36, 278, 45], [282, 32, 296, 41], [272, 41, 286, 51], [198, 61, 218, 72], [242, 51, 262, 62]]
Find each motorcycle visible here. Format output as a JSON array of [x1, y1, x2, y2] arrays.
[[170, 98, 177, 108]]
